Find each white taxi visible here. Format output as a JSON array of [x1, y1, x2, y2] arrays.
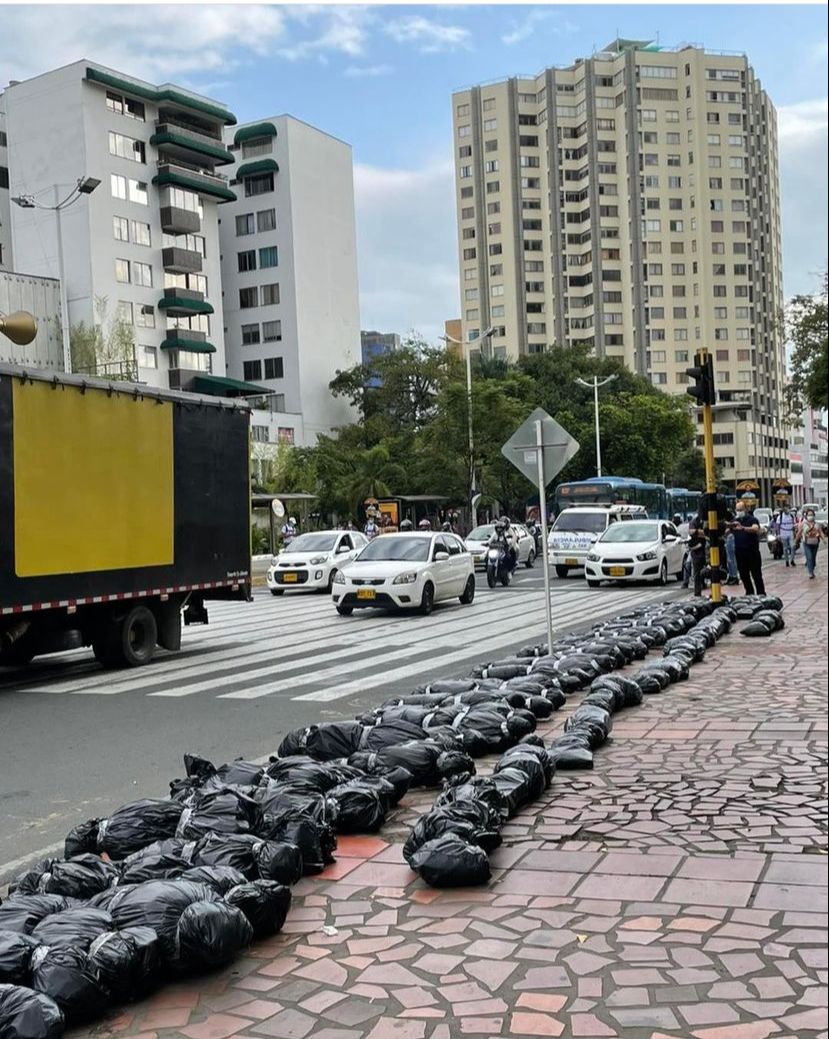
[[585, 519, 685, 587], [548, 504, 647, 578], [267, 530, 368, 595], [332, 532, 475, 616]]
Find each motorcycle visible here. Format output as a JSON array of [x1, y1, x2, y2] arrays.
[[486, 542, 514, 588]]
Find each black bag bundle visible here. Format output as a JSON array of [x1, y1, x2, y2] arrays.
[[409, 835, 491, 887], [582, 690, 617, 714], [191, 833, 261, 878], [489, 766, 534, 817], [64, 820, 100, 860], [265, 756, 361, 793], [358, 704, 433, 727], [756, 609, 784, 631], [0, 896, 76, 937], [85, 927, 158, 1003], [204, 759, 264, 789], [633, 670, 665, 695], [0, 932, 40, 985], [0, 983, 64, 1039], [253, 842, 304, 886], [403, 801, 502, 864], [31, 908, 114, 952], [587, 676, 628, 711], [279, 721, 365, 761], [7, 861, 60, 898], [30, 945, 109, 1022], [564, 704, 613, 748], [179, 866, 248, 895], [108, 880, 219, 963], [639, 664, 673, 688], [176, 788, 262, 841], [548, 732, 594, 770], [39, 856, 120, 901], [413, 679, 478, 696], [659, 655, 691, 680], [435, 776, 506, 818], [176, 901, 253, 971], [741, 618, 775, 636], [349, 741, 445, 787], [223, 881, 292, 940], [664, 635, 706, 661], [96, 799, 184, 861], [262, 816, 335, 875], [435, 749, 475, 782], [255, 783, 334, 828], [497, 743, 555, 787], [119, 851, 191, 886], [326, 782, 386, 833]]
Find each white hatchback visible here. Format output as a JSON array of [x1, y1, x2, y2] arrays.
[[267, 530, 368, 595], [332, 532, 475, 616], [584, 519, 686, 587], [548, 505, 648, 578]]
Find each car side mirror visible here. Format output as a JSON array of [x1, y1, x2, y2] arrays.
[[434, 551, 449, 562], [336, 544, 350, 553]]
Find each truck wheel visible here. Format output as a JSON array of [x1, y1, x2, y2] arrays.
[[96, 606, 158, 668], [555, 566, 569, 579]]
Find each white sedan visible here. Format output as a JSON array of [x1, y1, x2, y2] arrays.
[[464, 523, 536, 569], [584, 520, 685, 588], [267, 530, 368, 595], [332, 532, 475, 616]]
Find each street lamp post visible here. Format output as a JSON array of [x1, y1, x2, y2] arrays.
[[12, 176, 100, 374], [439, 326, 495, 528], [575, 375, 617, 478]]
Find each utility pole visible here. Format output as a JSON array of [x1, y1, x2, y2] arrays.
[[575, 374, 617, 477], [686, 349, 723, 603]]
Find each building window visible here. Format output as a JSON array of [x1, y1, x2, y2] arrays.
[[242, 137, 273, 158], [261, 283, 280, 305], [674, 328, 689, 341], [485, 159, 500, 173], [133, 261, 152, 287], [675, 350, 689, 362], [459, 165, 472, 179], [651, 372, 668, 385], [131, 220, 151, 246], [245, 173, 274, 197], [241, 323, 260, 345], [140, 345, 157, 369], [128, 179, 148, 205], [239, 287, 258, 309], [106, 91, 145, 121], [262, 319, 282, 342], [462, 248, 476, 260], [461, 207, 475, 220], [259, 246, 278, 269], [491, 284, 504, 297], [671, 263, 686, 275], [236, 213, 255, 236], [457, 103, 470, 117], [462, 228, 476, 240], [466, 309, 479, 321], [243, 360, 262, 382], [115, 258, 130, 283], [527, 323, 546, 335], [491, 305, 505, 317], [483, 118, 497, 131], [464, 288, 478, 301], [737, 348, 751, 361], [489, 243, 503, 256], [238, 250, 257, 273], [108, 131, 145, 164], [458, 125, 471, 138], [256, 208, 276, 232], [117, 300, 133, 323], [136, 305, 155, 328], [113, 216, 129, 241], [161, 186, 201, 215], [111, 174, 127, 200], [460, 186, 473, 199], [264, 357, 284, 380]]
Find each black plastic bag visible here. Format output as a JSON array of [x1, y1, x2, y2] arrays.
[[582, 690, 617, 714], [435, 776, 506, 818], [176, 788, 262, 841], [265, 756, 361, 793], [85, 927, 158, 1003], [498, 743, 555, 785], [97, 799, 184, 860], [263, 817, 335, 875], [8, 861, 59, 898], [279, 721, 365, 761], [0, 932, 40, 985], [30, 946, 109, 1022], [410, 835, 491, 888], [349, 742, 442, 788], [639, 665, 672, 688], [327, 784, 385, 834], [0, 896, 75, 936], [208, 760, 264, 788], [253, 842, 303, 886], [31, 908, 114, 952], [223, 881, 291, 940], [119, 851, 189, 886], [191, 833, 262, 879], [108, 880, 219, 963], [176, 901, 253, 971], [0, 983, 64, 1039], [64, 820, 100, 860], [41, 856, 120, 900], [634, 671, 664, 695], [255, 784, 333, 827], [179, 866, 248, 894], [741, 619, 774, 637], [489, 766, 533, 817], [436, 750, 475, 782], [548, 733, 594, 770]]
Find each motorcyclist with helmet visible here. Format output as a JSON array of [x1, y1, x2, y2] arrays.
[[488, 516, 518, 572], [418, 518, 432, 531], [399, 518, 413, 531]]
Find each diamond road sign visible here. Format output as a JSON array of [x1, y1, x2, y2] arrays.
[[501, 407, 580, 488]]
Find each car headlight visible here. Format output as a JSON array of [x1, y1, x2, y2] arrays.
[[586, 553, 600, 562], [309, 556, 328, 565], [393, 571, 419, 585], [636, 551, 657, 561], [333, 571, 346, 585]]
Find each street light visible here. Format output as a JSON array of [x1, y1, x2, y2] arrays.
[[12, 176, 100, 373], [575, 374, 617, 478], [439, 326, 495, 527]]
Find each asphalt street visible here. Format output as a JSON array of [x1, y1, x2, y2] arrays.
[[0, 567, 681, 880]]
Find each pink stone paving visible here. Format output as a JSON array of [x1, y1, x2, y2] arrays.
[[67, 567, 827, 1039]]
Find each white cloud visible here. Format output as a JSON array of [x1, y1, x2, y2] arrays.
[[344, 64, 394, 79], [354, 160, 459, 344], [501, 10, 577, 47], [384, 15, 471, 54], [278, 7, 373, 62]]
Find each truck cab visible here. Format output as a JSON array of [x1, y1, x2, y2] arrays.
[[547, 504, 648, 578]]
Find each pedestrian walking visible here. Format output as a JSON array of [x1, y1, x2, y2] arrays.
[[683, 515, 707, 596], [731, 500, 766, 595], [776, 504, 797, 566], [794, 509, 827, 580]]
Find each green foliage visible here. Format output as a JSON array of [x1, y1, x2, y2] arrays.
[[666, 447, 708, 491], [68, 295, 136, 377], [786, 272, 828, 418], [251, 523, 270, 555]]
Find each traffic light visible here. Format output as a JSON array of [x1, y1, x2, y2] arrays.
[[685, 352, 717, 407]]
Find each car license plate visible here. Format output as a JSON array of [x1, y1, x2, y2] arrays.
[[282, 573, 298, 583], [609, 566, 626, 577], [565, 557, 579, 566], [357, 588, 376, 600]]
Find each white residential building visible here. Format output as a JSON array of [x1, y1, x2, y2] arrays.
[[1, 60, 236, 391], [0, 109, 11, 270], [219, 116, 360, 445]]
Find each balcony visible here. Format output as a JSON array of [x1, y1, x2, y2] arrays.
[[161, 245, 203, 274], [158, 288, 213, 318], [153, 161, 236, 203], [160, 205, 201, 235], [161, 328, 216, 353], [152, 122, 234, 167]]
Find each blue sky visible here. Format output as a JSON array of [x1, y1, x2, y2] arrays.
[[2, 4, 827, 342]]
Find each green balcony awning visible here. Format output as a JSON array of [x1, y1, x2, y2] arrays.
[[234, 122, 278, 145], [192, 374, 269, 397], [158, 297, 214, 315], [161, 338, 217, 354], [86, 67, 237, 124], [150, 132, 234, 166], [152, 170, 236, 203], [235, 159, 279, 178]]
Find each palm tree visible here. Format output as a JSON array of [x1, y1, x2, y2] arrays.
[[342, 443, 407, 516]]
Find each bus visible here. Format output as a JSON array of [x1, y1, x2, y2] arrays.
[[554, 477, 670, 519], [667, 488, 702, 521]]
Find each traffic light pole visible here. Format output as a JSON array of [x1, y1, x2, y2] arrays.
[[686, 348, 722, 604]]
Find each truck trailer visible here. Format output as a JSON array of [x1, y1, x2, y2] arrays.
[[0, 364, 251, 668]]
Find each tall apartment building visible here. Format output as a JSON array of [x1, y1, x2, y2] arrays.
[[0, 109, 10, 269], [2, 60, 235, 390], [452, 39, 787, 500], [219, 116, 360, 443]]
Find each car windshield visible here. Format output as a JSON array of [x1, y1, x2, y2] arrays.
[[357, 536, 430, 562], [600, 522, 660, 543], [553, 512, 607, 534], [467, 525, 495, 541], [284, 533, 338, 553]]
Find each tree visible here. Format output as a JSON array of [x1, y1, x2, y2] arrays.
[[786, 273, 828, 417], [667, 447, 708, 490], [68, 295, 136, 377]]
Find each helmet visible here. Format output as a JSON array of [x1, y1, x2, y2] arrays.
[[499, 516, 510, 527], [441, 521, 452, 531], [289, 517, 297, 525], [672, 514, 682, 526], [418, 518, 432, 530], [400, 519, 413, 531]]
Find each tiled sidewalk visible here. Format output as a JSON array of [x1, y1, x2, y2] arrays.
[[71, 563, 828, 1039]]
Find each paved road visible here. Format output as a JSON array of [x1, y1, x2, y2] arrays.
[[0, 568, 680, 878]]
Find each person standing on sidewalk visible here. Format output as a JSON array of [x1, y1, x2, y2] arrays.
[[777, 504, 797, 567], [731, 500, 766, 595], [683, 515, 707, 596], [794, 509, 827, 580]]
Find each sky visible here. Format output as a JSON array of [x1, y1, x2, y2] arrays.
[[1, 3, 826, 344]]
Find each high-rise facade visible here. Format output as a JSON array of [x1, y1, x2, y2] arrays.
[[452, 39, 787, 499]]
